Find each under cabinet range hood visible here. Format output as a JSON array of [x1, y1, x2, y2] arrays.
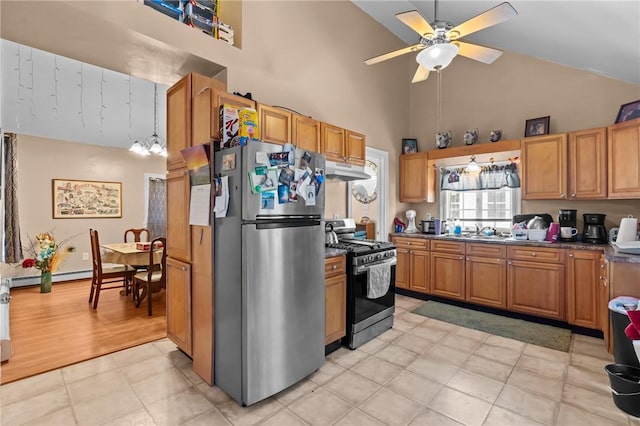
[[325, 160, 371, 181]]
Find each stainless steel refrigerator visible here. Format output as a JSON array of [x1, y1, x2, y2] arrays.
[[214, 141, 325, 406]]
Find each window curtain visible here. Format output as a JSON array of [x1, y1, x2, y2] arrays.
[[440, 162, 520, 191], [3, 133, 22, 262], [147, 177, 167, 239]]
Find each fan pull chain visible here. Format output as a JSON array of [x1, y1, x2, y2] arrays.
[[437, 69, 442, 133]]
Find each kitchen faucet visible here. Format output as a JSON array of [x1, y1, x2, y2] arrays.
[[475, 224, 496, 236]]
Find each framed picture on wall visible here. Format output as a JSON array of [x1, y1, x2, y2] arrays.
[[402, 138, 418, 154], [524, 116, 550, 137], [615, 99, 640, 123], [52, 179, 122, 218]]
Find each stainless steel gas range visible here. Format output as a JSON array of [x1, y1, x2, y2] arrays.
[[326, 219, 396, 349]]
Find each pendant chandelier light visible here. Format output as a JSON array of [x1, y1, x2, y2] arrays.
[[130, 83, 166, 157]]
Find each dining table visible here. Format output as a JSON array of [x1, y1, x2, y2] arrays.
[[101, 242, 163, 300]]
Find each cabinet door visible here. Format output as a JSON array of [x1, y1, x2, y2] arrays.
[[410, 249, 430, 293], [325, 274, 346, 345], [521, 134, 568, 200], [292, 115, 321, 153], [212, 92, 256, 141], [430, 252, 465, 300], [608, 118, 640, 198], [258, 103, 291, 145], [566, 250, 600, 329], [399, 153, 428, 202], [346, 130, 366, 166], [568, 127, 607, 199], [395, 247, 410, 289], [191, 225, 213, 384], [507, 260, 565, 320], [192, 88, 215, 147], [321, 123, 346, 162], [166, 257, 192, 356], [166, 169, 191, 262], [466, 256, 507, 309], [166, 75, 191, 171]]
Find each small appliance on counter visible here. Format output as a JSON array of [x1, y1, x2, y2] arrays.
[[559, 209, 578, 242], [421, 218, 444, 235], [404, 210, 418, 233], [583, 213, 608, 244]]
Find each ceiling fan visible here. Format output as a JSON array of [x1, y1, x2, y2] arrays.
[[365, 1, 518, 83]]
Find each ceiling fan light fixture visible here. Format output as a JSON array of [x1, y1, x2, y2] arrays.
[[416, 43, 459, 71]]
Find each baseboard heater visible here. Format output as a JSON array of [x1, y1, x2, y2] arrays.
[[9, 270, 93, 288]]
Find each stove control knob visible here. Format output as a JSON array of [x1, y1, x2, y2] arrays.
[[376, 253, 383, 260]]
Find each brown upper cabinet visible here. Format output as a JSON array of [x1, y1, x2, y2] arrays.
[[608, 118, 640, 198], [399, 153, 436, 203], [568, 127, 607, 199], [291, 115, 321, 152], [521, 133, 568, 200], [320, 123, 366, 164], [257, 103, 291, 145]]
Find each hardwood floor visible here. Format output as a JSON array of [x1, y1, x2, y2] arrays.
[[0, 279, 167, 384]]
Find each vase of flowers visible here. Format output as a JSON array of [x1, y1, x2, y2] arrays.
[[21, 232, 75, 293]]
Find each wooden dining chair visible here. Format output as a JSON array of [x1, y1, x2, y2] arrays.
[[89, 229, 136, 309], [133, 237, 167, 316], [124, 228, 150, 243]]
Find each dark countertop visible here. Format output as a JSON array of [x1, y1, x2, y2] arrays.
[[389, 232, 640, 264], [325, 248, 347, 259]]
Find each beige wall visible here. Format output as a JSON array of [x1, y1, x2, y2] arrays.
[[4, 134, 165, 278], [408, 51, 640, 228]]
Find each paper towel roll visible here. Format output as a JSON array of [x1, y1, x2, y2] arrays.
[[617, 217, 638, 242]]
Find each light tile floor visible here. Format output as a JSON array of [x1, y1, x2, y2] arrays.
[[2, 294, 639, 426]]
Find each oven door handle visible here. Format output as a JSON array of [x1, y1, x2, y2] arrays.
[[354, 257, 397, 275]]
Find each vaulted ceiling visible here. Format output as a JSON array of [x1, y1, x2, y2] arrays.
[[353, 0, 640, 85]]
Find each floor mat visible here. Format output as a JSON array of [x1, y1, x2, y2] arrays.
[[411, 301, 571, 352]]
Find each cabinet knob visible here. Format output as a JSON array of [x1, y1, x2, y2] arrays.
[[531, 252, 537, 257], [601, 264, 605, 269], [181, 266, 187, 271], [459, 256, 463, 260], [599, 276, 602, 280], [508, 261, 512, 265], [560, 194, 566, 198], [467, 257, 470, 261], [571, 193, 576, 197], [410, 250, 413, 254], [332, 265, 337, 270], [568, 254, 574, 258], [407, 242, 412, 245]]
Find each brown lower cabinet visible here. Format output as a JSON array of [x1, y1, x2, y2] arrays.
[[566, 250, 600, 329], [430, 240, 465, 300], [325, 256, 346, 345], [166, 257, 192, 356], [465, 243, 507, 309], [392, 237, 429, 293]]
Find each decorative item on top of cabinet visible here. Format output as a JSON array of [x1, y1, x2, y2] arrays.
[[430, 240, 465, 300], [521, 133, 568, 200], [399, 153, 436, 203], [566, 250, 600, 329], [257, 103, 291, 145], [568, 127, 607, 199], [167, 72, 226, 170], [166, 257, 192, 356], [214, 92, 256, 143], [325, 256, 346, 345], [607, 118, 640, 199], [392, 237, 430, 293]]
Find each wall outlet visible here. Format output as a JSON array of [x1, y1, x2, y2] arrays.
[[82, 252, 89, 261]]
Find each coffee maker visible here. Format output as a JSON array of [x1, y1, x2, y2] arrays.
[[583, 213, 608, 244], [559, 209, 578, 242]]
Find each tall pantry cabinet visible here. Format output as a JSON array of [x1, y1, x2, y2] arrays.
[[166, 72, 240, 385]]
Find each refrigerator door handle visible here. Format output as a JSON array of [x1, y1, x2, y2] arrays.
[[253, 219, 322, 230]]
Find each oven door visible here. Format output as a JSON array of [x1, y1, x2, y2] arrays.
[[348, 257, 396, 334]]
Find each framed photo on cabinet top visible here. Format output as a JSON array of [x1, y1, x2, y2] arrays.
[[52, 179, 122, 218], [402, 138, 418, 154], [524, 116, 550, 137], [615, 99, 640, 123]]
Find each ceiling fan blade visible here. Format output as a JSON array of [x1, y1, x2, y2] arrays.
[[412, 65, 430, 83], [454, 41, 503, 64], [396, 10, 435, 38], [448, 2, 517, 40], [365, 44, 424, 65]]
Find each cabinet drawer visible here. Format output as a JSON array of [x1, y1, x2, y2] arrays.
[[508, 246, 564, 263], [431, 240, 465, 254], [466, 243, 506, 258], [392, 237, 429, 251], [325, 255, 346, 278]]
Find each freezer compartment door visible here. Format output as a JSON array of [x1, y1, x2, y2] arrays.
[[242, 221, 325, 405], [242, 141, 325, 220]]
